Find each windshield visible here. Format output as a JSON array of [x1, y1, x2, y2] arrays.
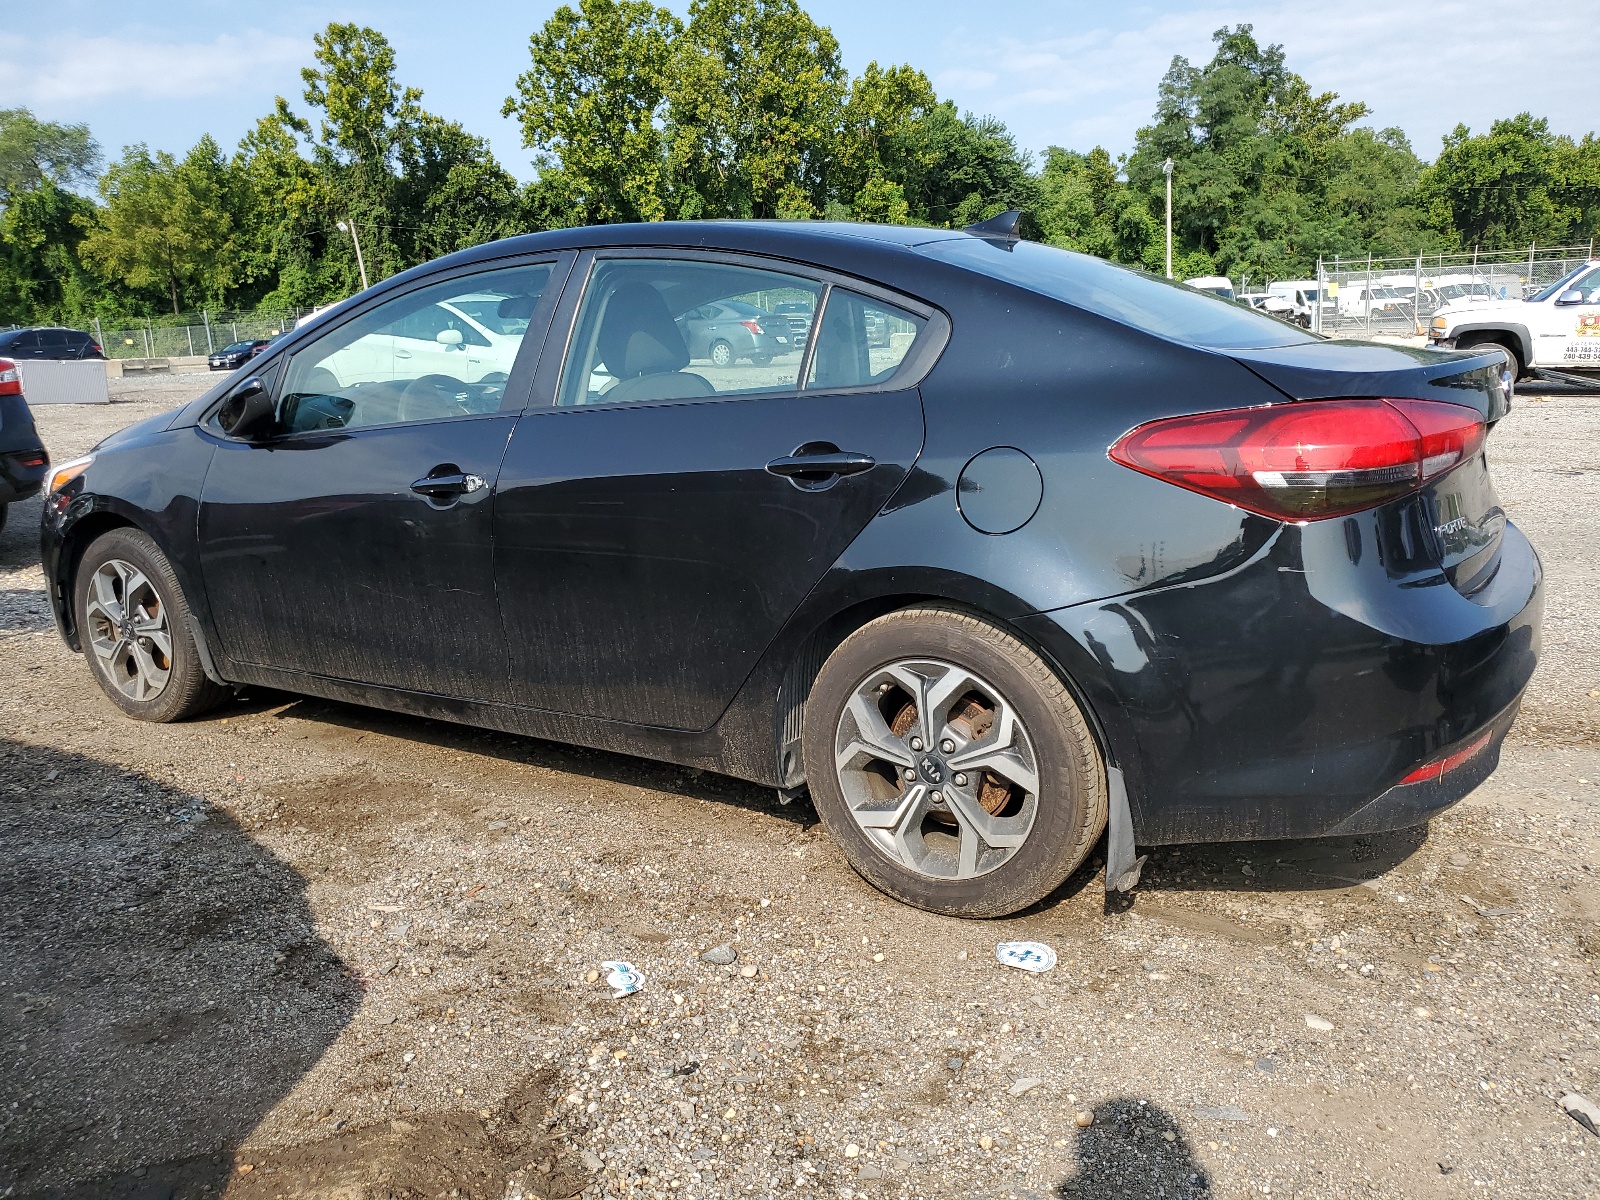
[[1526, 263, 1598, 303], [922, 240, 1313, 349]]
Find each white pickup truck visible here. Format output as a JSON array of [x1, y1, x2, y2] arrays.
[[1428, 261, 1600, 378]]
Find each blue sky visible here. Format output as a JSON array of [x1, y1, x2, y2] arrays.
[[1, 1, 1591, 181]]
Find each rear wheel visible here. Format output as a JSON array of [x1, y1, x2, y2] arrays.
[[709, 339, 734, 368], [802, 606, 1107, 917], [74, 527, 229, 722]]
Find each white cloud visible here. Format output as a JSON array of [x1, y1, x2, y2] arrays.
[[0, 31, 306, 109], [931, 0, 1595, 159]]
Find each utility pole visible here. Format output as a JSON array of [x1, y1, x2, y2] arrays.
[[338, 220, 370, 291], [1163, 158, 1174, 279]]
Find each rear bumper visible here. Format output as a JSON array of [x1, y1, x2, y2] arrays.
[[0, 446, 48, 504], [1019, 517, 1542, 844]]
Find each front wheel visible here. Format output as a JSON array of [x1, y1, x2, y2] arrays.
[[803, 606, 1108, 917], [1458, 336, 1523, 382], [74, 527, 229, 722]]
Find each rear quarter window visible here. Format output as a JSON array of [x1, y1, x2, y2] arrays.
[[920, 239, 1314, 351]]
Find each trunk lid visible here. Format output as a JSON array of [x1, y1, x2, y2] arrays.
[[1230, 339, 1512, 598]]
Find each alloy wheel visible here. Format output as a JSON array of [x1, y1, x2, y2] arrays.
[[710, 340, 733, 367], [833, 658, 1040, 880], [84, 558, 172, 702]]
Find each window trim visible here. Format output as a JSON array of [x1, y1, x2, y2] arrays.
[[535, 247, 951, 414], [200, 251, 575, 443]]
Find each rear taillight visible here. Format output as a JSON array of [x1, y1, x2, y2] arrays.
[[0, 357, 20, 396], [1108, 398, 1486, 521], [14, 451, 46, 468], [740, 319, 764, 335]]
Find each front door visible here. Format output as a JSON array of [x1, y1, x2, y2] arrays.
[[197, 258, 566, 701], [494, 253, 935, 730]]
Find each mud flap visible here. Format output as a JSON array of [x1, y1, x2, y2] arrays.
[[1104, 766, 1147, 894]]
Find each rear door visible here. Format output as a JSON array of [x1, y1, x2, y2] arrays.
[[494, 252, 941, 729]]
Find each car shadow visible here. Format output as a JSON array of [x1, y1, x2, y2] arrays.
[[0, 736, 358, 1199], [0, 492, 44, 570], [1018, 822, 1433, 922], [249, 690, 816, 829], [1052, 1097, 1211, 1198]]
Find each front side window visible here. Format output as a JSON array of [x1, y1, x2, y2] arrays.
[[558, 258, 822, 406], [276, 262, 553, 434]]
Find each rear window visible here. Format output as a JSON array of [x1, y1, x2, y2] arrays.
[[920, 239, 1315, 350]]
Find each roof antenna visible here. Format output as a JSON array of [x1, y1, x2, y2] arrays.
[[964, 209, 1023, 239]]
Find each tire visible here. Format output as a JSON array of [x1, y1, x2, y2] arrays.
[[73, 527, 229, 722], [751, 353, 774, 367], [0, 503, 7, 535], [1458, 335, 1523, 381], [802, 605, 1108, 918], [709, 339, 734, 368]]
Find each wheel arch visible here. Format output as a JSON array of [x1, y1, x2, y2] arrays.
[[770, 588, 1118, 794], [1450, 322, 1532, 373], [52, 505, 227, 685]]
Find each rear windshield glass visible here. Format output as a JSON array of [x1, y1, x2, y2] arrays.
[[920, 239, 1315, 350]]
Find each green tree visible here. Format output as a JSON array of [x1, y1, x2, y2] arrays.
[[666, 0, 847, 219], [1416, 114, 1584, 249], [836, 62, 937, 221], [0, 108, 100, 203], [503, 0, 681, 224], [898, 105, 1036, 228], [78, 139, 234, 314]]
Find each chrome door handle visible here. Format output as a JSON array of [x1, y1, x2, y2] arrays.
[[411, 471, 486, 497]]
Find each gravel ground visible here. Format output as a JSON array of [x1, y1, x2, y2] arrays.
[[1, 381, 1598, 1200]]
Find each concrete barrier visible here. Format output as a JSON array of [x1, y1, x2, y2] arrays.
[[18, 359, 110, 404]]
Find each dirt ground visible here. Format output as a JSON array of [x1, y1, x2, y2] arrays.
[[1, 378, 1598, 1200]]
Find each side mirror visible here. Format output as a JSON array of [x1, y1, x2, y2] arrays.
[[217, 377, 275, 439], [1555, 289, 1585, 306], [435, 328, 464, 349]]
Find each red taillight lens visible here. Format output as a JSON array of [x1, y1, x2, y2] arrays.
[[740, 319, 764, 335], [1108, 399, 1486, 520], [0, 357, 20, 396], [1399, 729, 1494, 785]]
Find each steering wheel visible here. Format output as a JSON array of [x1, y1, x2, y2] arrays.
[[398, 374, 467, 423]]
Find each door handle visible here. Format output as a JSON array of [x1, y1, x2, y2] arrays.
[[396, 348, 413, 359], [411, 471, 486, 497], [765, 450, 876, 481]]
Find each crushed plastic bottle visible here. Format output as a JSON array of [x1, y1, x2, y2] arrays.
[[994, 941, 1056, 974], [599, 960, 645, 998]]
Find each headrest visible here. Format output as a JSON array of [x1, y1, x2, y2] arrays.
[[596, 282, 688, 379], [497, 293, 537, 320]]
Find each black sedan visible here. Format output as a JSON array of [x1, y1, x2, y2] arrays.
[[208, 338, 273, 371], [0, 358, 48, 533], [39, 217, 1540, 917]]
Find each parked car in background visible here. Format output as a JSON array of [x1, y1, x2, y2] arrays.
[[40, 218, 1539, 919], [1239, 292, 1296, 318], [1336, 283, 1406, 317], [1429, 259, 1600, 378], [208, 339, 274, 371], [771, 300, 816, 345], [0, 327, 104, 361], [1265, 280, 1329, 327], [1184, 275, 1235, 301], [677, 298, 791, 366], [0, 357, 48, 533]]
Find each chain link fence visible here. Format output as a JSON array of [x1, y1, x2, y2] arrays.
[[1310, 245, 1597, 339], [87, 308, 322, 360]]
